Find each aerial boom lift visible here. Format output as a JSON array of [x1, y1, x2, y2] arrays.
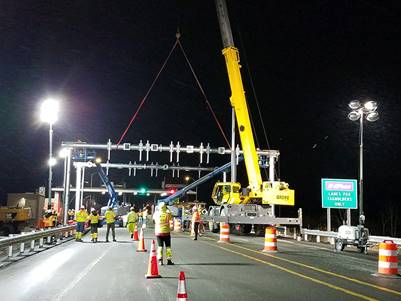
[[160, 157, 244, 207], [94, 161, 118, 208], [94, 160, 128, 226]]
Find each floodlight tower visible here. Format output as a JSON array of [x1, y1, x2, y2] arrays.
[[40, 98, 60, 209], [348, 100, 379, 225]]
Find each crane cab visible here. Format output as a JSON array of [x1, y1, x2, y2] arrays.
[[211, 182, 244, 205]]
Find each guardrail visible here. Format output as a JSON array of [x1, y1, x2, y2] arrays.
[[301, 229, 401, 246], [0, 225, 76, 264]]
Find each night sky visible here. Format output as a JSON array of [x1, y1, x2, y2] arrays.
[[1, 1, 400, 234]]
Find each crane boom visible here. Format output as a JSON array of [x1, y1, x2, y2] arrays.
[[215, 0, 262, 195]]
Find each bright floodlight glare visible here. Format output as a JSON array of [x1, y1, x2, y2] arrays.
[[146, 192, 150, 196], [185, 176, 190, 182], [95, 157, 102, 164], [348, 111, 361, 121], [366, 111, 379, 122], [40, 98, 60, 124], [160, 192, 167, 197], [48, 157, 57, 166], [133, 192, 138, 195], [363, 101, 377, 112], [348, 100, 361, 110], [118, 192, 123, 196], [59, 148, 69, 158]]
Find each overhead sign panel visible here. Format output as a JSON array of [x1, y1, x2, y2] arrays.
[[321, 178, 357, 209]]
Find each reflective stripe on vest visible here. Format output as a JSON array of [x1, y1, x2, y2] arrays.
[[127, 212, 137, 223], [105, 210, 116, 223], [155, 211, 171, 235], [76, 210, 88, 222], [90, 214, 99, 224]]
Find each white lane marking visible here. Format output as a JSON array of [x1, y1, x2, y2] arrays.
[[233, 238, 250, 242], [208, 232, 332, 251], [52, 246, 112, 301], [279, 239, 331, 251]]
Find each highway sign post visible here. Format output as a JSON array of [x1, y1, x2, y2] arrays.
[[322, 178, 358, 232]]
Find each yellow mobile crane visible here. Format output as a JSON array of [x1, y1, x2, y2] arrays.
[[209, 0, 300, 234], [213, 0, 294, 206]]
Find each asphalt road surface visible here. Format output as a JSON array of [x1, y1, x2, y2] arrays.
[[0, 226, 400, 301]]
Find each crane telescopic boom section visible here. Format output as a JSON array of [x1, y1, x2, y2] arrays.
[[215, 0, 263, 195]]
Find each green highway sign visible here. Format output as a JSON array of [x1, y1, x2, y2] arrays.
[[321, 178, 358, 209]]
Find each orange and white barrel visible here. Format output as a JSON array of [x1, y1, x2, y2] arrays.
[[174, 218, 182, 232], [375, 240, 399, 277], [263, 227, 278, 252], [218, 223, 230, 243]]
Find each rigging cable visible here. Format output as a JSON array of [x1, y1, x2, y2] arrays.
[[117, 33, 230, 149], [116, 39, 179, 145], [177, 38, 231, 148]]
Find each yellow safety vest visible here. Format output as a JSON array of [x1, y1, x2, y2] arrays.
[[105, 210, 116, 224], [127, 211, 137, 223], [43, 216, 53, 227], [89, 214, 99, 224], [76, 210, 88, 222], [155, 210, 171, 236]]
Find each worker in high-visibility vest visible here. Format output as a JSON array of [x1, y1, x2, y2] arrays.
[[75, 206, 88, 242], [105, 207, 116, 242], [192, 205, 201, 241], [153, 202, 174, 265], [43, 210, 54, 228], [88, 208, 99, 243], [52, 209, 58, 226], [126, 207, 138, 238]]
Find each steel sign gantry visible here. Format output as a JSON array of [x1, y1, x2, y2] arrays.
[[61, 139, 279, 166], [59, 139, 281, 214]]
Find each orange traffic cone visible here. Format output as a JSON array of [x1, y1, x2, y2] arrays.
[[136, 228, 147, 252], [133, 224, 139, 241], [176, 271, 188, 301], [145, 240, 161, 279]]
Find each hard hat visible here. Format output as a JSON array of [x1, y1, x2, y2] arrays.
[[80, 206, 85, 209], [159, 202, 166, 208], [130, 207, 135, 211], [91, 208, 96, 212]]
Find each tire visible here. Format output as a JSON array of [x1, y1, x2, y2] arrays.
[[211, 222, 219, 233], [359, 246, 367, 254], [254, 225, 265, 237], [238, 224, 252, 235], [0, 223, 16, 236]]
